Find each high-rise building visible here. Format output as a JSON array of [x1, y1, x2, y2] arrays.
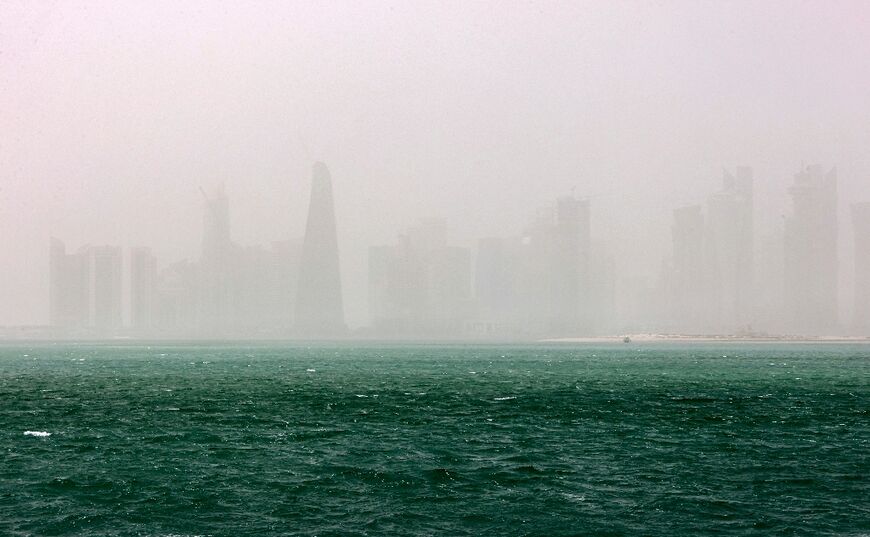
[[49, 239, 122, 332], [474, 237, 521, 332], [270, 238, 303, 331], [784, 165, 838, 334], [369, 238, 424, 333], [295, 162, 345, 334], [588, 241, 616, 335], [509, 196, 592, 335], [368, 219, 472, 335], [87, 245, 123, 331], [516, 207, 556, 333], [551, 196, 591, 332], [199, 183, 234, 334], [754, 231, 786, 334], [852, 202, 870, 333], [671, 205, 707, 333], [131, 247, 157, 332], [428, 245, 473, 330], [707, 166, 754, 332], [234, 240, 301, 335], [155, 259, 198, 333], [49, 238, 88, 328], [472, 195, 593, 337]]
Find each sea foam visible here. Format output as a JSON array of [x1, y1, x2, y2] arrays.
[[23, 431, 51, 437]]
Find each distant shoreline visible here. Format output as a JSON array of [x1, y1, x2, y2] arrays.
[[543, 334, 870, 344], [0, 333, 869, 345]]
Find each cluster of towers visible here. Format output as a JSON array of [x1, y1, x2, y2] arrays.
[[665, 164, 870, 336], [49, 163, 345, 337], [48, 162, 870, 338], [367, 196, 611, 337], [369, 164, 870, 338], [665, 167, 755, 334]]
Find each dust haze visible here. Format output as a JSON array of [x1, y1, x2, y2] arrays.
[[2, 1, 870, 338]]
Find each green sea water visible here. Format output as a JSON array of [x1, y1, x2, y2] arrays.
[[0, 342, 867, 536]]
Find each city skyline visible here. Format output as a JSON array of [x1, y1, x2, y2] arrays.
[[3, 5, 869, 537], [4, 1, 870, 333], [38, 160, 870, 339]]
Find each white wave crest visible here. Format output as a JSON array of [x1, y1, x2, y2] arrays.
[[23, 431, 51, 437]]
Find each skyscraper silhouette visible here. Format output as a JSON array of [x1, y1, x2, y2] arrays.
[[707, 167, 754, 332], [784, 165, 838, 334], [671, 205, 707, 333], [199, 183, 234, 335], [551, 196, 591, 333], [130, 247, 157, 331], [48, 239, 122, 333], [295, 162, 345, 335], [49, 238, 87, 329], [852, 202, 870, 333]]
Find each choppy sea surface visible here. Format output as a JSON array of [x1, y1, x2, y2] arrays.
[[0, 342, 868, 536]]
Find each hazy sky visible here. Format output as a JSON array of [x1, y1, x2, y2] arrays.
[[2, 0, 870, 326]]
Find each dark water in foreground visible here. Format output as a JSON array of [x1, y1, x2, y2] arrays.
[[0, 343, 868, 536]]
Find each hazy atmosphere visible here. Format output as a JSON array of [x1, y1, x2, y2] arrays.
[[3, 1, 870, 336], [2, 5, 870, 536]]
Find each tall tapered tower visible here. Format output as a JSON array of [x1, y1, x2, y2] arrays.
[[295, 162, 345, 334]]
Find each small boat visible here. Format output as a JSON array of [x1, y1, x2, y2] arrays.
[[623, 336, 631, 343]]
